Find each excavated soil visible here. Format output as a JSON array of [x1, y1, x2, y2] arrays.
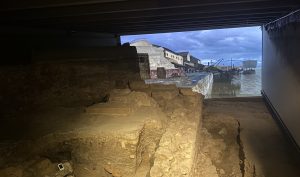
[[194, 97, 300, 177], [1, 82, 300, 177], [0, 89, 167, 177], [0, 83, 203, 177]]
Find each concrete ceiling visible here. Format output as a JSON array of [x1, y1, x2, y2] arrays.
[[0, 0, 299, 35]]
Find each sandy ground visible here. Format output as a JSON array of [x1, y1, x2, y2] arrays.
[[197, 97, 300, 177]]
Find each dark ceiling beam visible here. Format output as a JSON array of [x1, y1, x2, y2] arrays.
[[0, 0, 277, 11], [24, 16, 269, 34], [109, 22, 266, 35], [18, 16, 267, 35], [25, 8, 290, 26], [68, 18, 269, 33], [8, 11, 275, 35], [0, 0, 299, 35], [1, 0, 298, 22], [0, 0, 127, 11], [69, 3, 298, 22], [110, 15, 280, 26], [65, 13, 282, 27], [65, 15, 277, 30], [118, 24, 260, 35], [104, 17, 270, 28]]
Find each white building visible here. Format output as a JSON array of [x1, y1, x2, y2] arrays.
[[163, 49, 184, 65], [130, 40, 176, 70]]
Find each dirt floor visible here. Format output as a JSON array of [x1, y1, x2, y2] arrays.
[[0, 89, 169, 177], [195, 97, 300, 177], [0, 84, 203, 177], [1, 89, 300, 177]]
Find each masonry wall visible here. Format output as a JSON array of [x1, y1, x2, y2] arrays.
[[150, 68, 185, 79], [262, 24, 300, 146], [0, 46, 141, 120], [0, 27, 120, 65]]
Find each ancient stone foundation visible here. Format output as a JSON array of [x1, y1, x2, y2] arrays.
[[0, 47, 273, 177], [0, 46, 204, 177], [0, 83, 203, 177]]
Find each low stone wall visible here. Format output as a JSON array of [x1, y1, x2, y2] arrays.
[[0, 84, 203, 177], [150, 68, 185, 79], [130, 81, 203, 177], [0, 90, 167, 177], [145, 72, 213, 98], [0, 47, 141, 118], [150, 92, 202, 177]]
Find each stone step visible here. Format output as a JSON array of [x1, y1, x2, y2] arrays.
[[110, 89, 131, 96], [109, 96, 129, 104], [86, 103, 132, 116]]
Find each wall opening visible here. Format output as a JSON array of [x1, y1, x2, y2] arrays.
[[121, 26, 262, 98]]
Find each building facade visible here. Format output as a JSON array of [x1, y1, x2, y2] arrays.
[[164, 49, 184, 65], [179, 52, 202, 72], [130, 40, 184, 79]]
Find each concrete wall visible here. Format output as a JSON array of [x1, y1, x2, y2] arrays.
[[262, 24, 300, 146], [149, 68, 185, 79], [0, 26, 120, 65], [0, 47, 141, 119]]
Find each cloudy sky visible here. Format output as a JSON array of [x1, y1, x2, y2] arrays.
[[121, 26, 262, 67]]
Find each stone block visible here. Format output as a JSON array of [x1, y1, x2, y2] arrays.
[[151, 89, 179, 100], [0, 166, 23, 177], [109, 89, 131, 104], [110, 89, 131, 95], [179, 88, 198, 96], [85, 103, 132, 116], [55, 162, 73, 177], [129, 91, 157, 107], [150, 87, 203, 177], [150, 84, 177, 91], [129, 81, 150, 90]]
